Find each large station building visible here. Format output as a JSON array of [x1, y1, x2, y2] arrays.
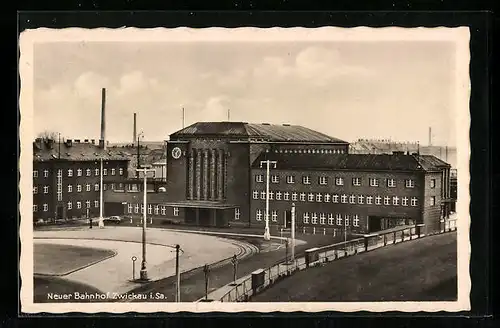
[[104, 122, 454, 234]]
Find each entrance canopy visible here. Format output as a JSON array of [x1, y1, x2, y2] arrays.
[[162, 200, 239, 210]]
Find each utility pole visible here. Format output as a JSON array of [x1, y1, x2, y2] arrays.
[[98, 157, 104, 228], [231, 254, 238, 283], [291, 202, 296, 262], [203, 264, 210, 300], [136, 165, 154, 281], [175, 244, 180, 302], [182, 107, 185, 129], [260, 160, 277, 241]]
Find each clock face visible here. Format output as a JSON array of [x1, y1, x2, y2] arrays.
[[172, 147, 182, 159]]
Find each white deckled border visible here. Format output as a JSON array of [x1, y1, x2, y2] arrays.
[[19, 26, 471, 314]]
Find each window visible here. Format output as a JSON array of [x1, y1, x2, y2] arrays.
[[316, 194, 322, 202], [328, 213, 334, 225], [405, 179, 415, 188], [256, 209, 262, 221], [268, 191, 274, 200], [353, 215, 360, 227], [95, 168, 99, 176], [110, 184, 115, 190], [76, 201, 81, 209], [352, 178, 361, 186], [430, 196, 436, 206], [384, 196, 390, 205], [430, 179, 436, 188], [260, 191, 266, 200], [154, 205, 159, 215], [86, 169, 91, 177], [332, 194, 339, 203], [86, 200, 91, 208], [344, 215, 350, 226], [111, 168, 116, 176], [33, 205, 38, 212], [173, 207, 179, 216], [235, 208, 240, 220], [299, 193, 305, 201], [57, 169, 62, 178], [67, 169, 73, 177], [349, 195, 356, 204], [148, 204, 152, 214], [341, 194, 347, 203], [33, 186, 38, 194], [336, 214, 342, 226], [95, 201, 99, 208], [324, 194, 331, 202], [369, 178, 379, 187], [291, 192, 298, 201], [311, 213, 318, 224], [319, 177, 328, 185], [43, 204, 48, 212], [128, 204, 133, 213], [86, 184, 91, 192], [141, 204, 144, 214], [271, 210, 277, 222], [411, 197, 418, 206], [103, 168, 108, 176], [358, 195, 364, 204], [286, 176, 295, 184], [302, 176, 311, 185], [94, 184, 99, 191], [119, 168, 124, 176], [284, 192, 290, 201], [43, 186, 49, 194], [271, 175, 279, 183], [77, 184, 82, 192], [161, 206, 166, 215], [319, 213, 326, 225], [308, 193, 314, 202], [335, 177, 344, 186], [402, 197, 408, 206], [387, 178, 396, 187], [77, 169, 82, 177], [393, 196, 399, 205], [255, 175, 264, 183], [43, 170, 49, 178], [252, 191, 259, 199], [33, 170, 38, 178], [375, 196, 381, 205], [366, 196, 373, 204], [303, 212, 309, 224], [276, 191, 282, 200], [134, 204, 139, 213]]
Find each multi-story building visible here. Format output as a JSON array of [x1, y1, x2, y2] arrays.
[[33, 138, 130, 222], [250, 151, 453, 235]]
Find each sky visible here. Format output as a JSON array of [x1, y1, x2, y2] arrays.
[[33, 40, 457, 146]]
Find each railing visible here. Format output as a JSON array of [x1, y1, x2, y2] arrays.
[[217, 219, 458, 302]]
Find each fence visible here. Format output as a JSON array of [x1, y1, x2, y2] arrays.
[[217, 219, 458, 302]]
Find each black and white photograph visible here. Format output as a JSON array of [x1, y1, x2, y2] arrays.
[[19, 27, 471, 313]]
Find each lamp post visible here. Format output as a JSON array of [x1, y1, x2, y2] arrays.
[[175, 244, 181, 302], [260, 160, 277, 241], [136, 165, 154, 281], [291, 202, 296, 262], [98, 158, 105, 228]]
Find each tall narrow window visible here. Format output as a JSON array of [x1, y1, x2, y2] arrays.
[[235, 208, 240, 220]]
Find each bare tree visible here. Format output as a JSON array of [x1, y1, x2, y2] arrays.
[[37, 131, 59, 141]]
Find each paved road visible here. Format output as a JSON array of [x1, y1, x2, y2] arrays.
[[252, 232, 457, 302]]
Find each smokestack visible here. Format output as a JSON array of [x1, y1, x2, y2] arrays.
[[133, 113, 137, 146], [428, 127, 432, 146], [99, 88, 106, 149]]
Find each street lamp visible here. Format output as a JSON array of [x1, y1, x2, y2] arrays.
[[291, 202, 296, 262], [98, 157, 105, 228], [136, 165, 154, 281], [260, 160, 277, 241]]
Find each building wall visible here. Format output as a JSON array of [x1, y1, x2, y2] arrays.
[[249, 167, 426, 234], [422, 171, 446, 234], [33, 159, 129, 222], [165, 141, 189, 202]]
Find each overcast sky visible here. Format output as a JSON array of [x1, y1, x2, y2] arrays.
[[33, 40, 457, 146]]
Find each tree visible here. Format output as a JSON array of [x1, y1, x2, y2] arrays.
[[37, 131, 59, 141]]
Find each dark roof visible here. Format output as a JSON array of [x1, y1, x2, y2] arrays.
[[33, 140, 130, 162], [169, 122, 348, 144], [251, 152, 449, 172]]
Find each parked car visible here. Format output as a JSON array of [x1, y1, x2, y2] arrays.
[[104, 216, 122, 224]]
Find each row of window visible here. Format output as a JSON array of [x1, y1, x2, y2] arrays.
[[254, 209, 360, 227], [127, 204, 180, 217], [34, 183, 102, 194], [267, 148, 346, 155], [255, 175, 429, 189], [33, 200, 99, 212], [252, 190, 420, 206], [33, 168, 124, 178]]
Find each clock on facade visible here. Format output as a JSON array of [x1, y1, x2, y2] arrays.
[[172, 147, 182, 159]]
